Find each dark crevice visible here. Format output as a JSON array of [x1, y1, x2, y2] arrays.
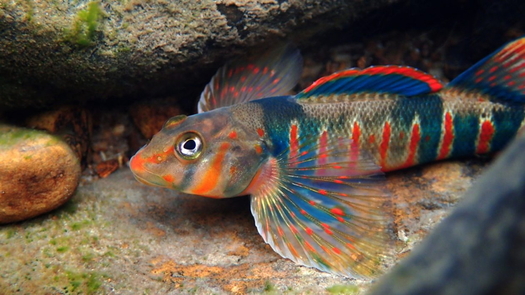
[[216, 4, 248, 39]]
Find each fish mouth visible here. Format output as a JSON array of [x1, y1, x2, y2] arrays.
[[129, 152, 178, 189], [129, 152, 168, 188], [132, 172, 171, 188], [132, 173, 155, 185]]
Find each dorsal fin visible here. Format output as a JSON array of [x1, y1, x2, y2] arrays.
[[198, 44, 302, 113], [296, 66, 443, 100], [447, 36, 525, 103]]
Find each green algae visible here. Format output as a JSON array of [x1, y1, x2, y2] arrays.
[[82, 252, 95, 262], [22, 0, 35, 22], [57, 197, 80, 215], [5, 228, 17, 239], [59, 269, 106, 294], [64, 1, 104, 47], [70, 219, 91, 231], [0, 126, 64, 151], [326, 284, 360, 294], [263, 280, 277, 293], [0, 127, 41, 145], [0, 204, 113, 293], [56, 246, 70, 253]]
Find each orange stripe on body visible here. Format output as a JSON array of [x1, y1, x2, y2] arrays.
[[476, 120, 495, 154], [400, 123, 421, 168], [379, 121, 391, 169], [438, 112, 454, 160], [190, 142, 230, 196], [351, 122, 361, 162]]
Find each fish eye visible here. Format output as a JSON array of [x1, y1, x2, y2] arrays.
[[176, 132, 203, 160]]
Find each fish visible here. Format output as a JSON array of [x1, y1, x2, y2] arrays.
[[130, 37, 525, 278]]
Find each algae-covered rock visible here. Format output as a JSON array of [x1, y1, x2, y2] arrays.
[[0, 125, 81, 224], [0, 0, 403, 109]]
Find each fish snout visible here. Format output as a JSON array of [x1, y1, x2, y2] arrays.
[[129, 152, 172, 188]]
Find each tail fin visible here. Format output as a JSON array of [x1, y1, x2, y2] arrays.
[[447, 36, 525, 103]]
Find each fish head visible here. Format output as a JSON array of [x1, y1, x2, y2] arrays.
[[129, 108, 268, 198]]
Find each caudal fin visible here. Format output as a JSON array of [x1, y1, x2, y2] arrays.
[[447, 36, 525, 103]]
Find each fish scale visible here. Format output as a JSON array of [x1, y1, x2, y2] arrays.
[[130, 37, 525, 278]]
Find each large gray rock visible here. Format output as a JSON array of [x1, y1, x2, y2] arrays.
[[368, 131, 525, 295], [0, 0, 401, 109]]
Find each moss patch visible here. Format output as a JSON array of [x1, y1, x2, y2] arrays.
[[326, 284, 360, 294], [263, 280, 276, 292], [0, 126, 43, 145], [64, 1, 104, 47], [56, 269, 106, 294]]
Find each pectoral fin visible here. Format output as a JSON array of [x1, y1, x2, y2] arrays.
[[249, 137, 391, 278]]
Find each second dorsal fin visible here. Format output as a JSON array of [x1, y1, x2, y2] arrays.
[[296, 66, 443, 100], [446, 36, 525, 103]]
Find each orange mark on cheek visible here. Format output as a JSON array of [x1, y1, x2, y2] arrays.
[[149, 155, 163, 164], [147, 147, 174, 164], [254, 145, 263, 154], [190, 142, 230, 195], [228, 131, 237, 139], [162, 174, 175, 183]]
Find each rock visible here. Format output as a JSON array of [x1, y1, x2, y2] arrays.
[[26, 106, 92, 166], [368, 131, 525, 295], [0, 0, 404, 109], [94, 159, 120, 178], [2, 0, 523, 111], [0, 125, 81, 224], [129, 98, 183, 139]]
